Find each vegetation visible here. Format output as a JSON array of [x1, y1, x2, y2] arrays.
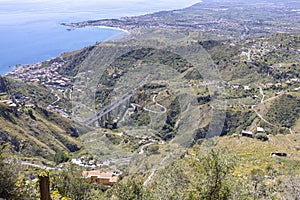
[[0, 151, 18, 199], [255, 132, 268, 141], [0, 1, 300, 199], [109, 179, 151, 200], [266, 94, 300, 128], [54, 151, 69, 164], [53, 168, 104, 200], [0, 78, 88, 160]]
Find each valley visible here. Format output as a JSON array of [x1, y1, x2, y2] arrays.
[[0, 0, 300, 199]]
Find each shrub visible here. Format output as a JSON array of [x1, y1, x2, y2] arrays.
[[255, 133, 269, 141], [54, 151, 69, 164]]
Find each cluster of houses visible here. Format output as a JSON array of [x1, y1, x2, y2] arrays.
[[71, 157, 105, 168], [6, 61, 72, 90], [263, 78, 300, 90], [5, 62, 74, 117], [0, 96, 35, 110]]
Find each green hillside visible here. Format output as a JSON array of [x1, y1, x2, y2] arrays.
[[0, 1, 300, 199], [0, 77, 90, 161]]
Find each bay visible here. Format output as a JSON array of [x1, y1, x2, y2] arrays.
[[0, 0, 200, 75]]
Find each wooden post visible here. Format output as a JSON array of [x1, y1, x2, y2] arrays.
[[39, 175, 50, 200]]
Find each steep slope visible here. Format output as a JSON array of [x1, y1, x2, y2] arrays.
[[0, 76, 90, 161]]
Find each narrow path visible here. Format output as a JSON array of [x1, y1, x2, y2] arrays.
[[143, 155, 170, 186], [138, 142, 154, 154], [120, 93, 167, 121], [259, 87, 265, 103], [251, 90, 287, 127], [144, 169, 157, 186], [48, 94, 61, 108], [63, 89, 69, 99], [251, 105, 275, 127]]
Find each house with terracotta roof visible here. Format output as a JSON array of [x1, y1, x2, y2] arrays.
[[82, 170, 118, 186]]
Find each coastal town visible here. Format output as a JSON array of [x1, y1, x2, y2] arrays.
[[63, 1, 300, 39], [4, 61, 72, 117], [6, 61, 72, 90]]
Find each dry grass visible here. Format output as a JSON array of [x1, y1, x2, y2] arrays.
[[216, 134, 300, 176]]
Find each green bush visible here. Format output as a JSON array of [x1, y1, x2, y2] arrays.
[[255, 133, 269, 141], [147, 145, 159, 155], [27, 109, 36, 120], [110, 179, 152, 200], [0, 151, 18, 199], [54, 151, 69, 164]]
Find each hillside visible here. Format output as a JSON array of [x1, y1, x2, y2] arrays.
[[5, 33, 300, 160], [0, 76, 90, 162], [1, 0, 300, 199]]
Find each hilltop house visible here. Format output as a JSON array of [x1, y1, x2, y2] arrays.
[[241, 130, 254, 138], [257, 127, 265, 133], [82, 170, 118, 186]]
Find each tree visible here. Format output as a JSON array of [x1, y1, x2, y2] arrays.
[[188, 148, 236, 200], [150, 146, 236, 200], [53, 151, 69, 164], [0, 150, 18, 199], [53, 168, 94, 200], [147, 145, 159, 155], [255, 133, 268, 141], [110, 179, 152, 200]]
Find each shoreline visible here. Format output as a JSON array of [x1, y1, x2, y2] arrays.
[[93, 25, 130, 35], [1, 26, 129, 76]]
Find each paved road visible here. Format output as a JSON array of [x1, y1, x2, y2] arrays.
[[21, 161, 56, 170], [143, 93, 167, 114]]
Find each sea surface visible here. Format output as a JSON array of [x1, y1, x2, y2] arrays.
[[0, 0, 201, 75]]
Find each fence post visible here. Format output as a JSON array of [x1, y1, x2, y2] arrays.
[[39, 175, 50, 200]]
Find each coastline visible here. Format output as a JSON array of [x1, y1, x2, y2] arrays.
[[93, 25, 130, 35], [1, 26, 128, 76]]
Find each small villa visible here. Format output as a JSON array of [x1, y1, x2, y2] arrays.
[[82, 170, 118, 186], [241, 130, 254, 138], [257, 127, 265, 133]]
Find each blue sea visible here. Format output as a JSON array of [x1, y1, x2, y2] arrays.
[[0, 0, 200, 75]]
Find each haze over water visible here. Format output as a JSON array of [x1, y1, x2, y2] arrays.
[[0, 0, 201, 75]]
